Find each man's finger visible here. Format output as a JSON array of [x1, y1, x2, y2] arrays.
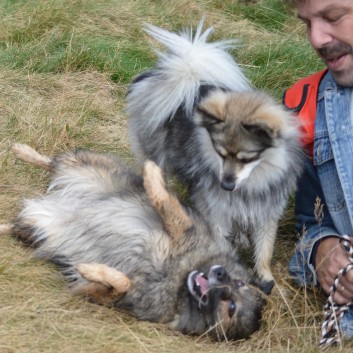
[[332, 290, 352, 305]]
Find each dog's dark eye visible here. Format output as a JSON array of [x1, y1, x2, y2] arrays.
[[239, 156, 257, 164], [238, 157, 256, 164], [228, 300, 236, 318], [236, 151, 259, 164]]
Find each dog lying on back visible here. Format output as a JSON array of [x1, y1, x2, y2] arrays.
[[127, 21, 304, 293], [1, 143, 265, 341]]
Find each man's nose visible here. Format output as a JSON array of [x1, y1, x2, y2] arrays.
[[308, 19, 333, 50]]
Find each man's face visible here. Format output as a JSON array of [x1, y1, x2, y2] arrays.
[[297, 0, 353, 87]]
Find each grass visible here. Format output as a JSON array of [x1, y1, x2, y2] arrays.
[[0, 0, 349, 352]]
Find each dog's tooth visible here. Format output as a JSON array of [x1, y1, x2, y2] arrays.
[[196, 272, 204, 286]]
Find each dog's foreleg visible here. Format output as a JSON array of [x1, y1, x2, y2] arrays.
[[143, 160, 193, 243], [253, 222, 276, 295], [74, 263, 131, 303], [11, 143, 52, 170]]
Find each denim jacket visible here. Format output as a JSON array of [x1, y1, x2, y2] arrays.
[[289, 71, 353, 287]]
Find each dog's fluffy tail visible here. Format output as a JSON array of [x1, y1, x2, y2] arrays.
[[11, 143, 52, 170], [127, 20, 250, 130]]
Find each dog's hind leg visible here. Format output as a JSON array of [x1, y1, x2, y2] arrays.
[[143, 160, 193, 243], [0, 224, 14, 235], [74, 263, 131, 304], [0, 223, 35, 245], [11, 143, 52, 170]]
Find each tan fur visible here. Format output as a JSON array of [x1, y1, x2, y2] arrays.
[[11, 143, 52, 170], [198, 90, 228, 121], [199, 91, 286, 135], [143, 160, 193, 244], [75, 263, 131, 302], [71, 281, 124, 304]]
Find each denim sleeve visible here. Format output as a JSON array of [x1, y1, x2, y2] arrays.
[[289, 156, 340, 287]]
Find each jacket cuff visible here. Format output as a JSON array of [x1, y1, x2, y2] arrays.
[[289, 226, 340, 287], [308, 233, 342, 286]]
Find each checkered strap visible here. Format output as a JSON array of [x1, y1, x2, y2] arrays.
[[319, 235, 353, 347]]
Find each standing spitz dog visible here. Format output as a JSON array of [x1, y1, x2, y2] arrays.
[[127, 21, 303, 293], [2, 143, 264, 341]]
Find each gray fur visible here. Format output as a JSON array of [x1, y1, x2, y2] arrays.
[[127, 22, 304, 290], [11, 146, 264, 341]]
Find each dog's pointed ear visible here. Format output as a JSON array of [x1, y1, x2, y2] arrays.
[[194, 106, 223, 128], [194, 91, 227, 128], [241, 122, 276, 147]]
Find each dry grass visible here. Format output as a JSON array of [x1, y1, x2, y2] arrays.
[[1, 0, 352, 352]]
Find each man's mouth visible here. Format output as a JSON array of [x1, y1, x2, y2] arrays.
[[318, 43, 352, 70], [325, 54, 347, 71]]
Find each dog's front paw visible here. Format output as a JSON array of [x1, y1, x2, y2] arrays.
[[143, 160, 169, 204], [76, 263, 131, 294], [259, 280, 274, 295]]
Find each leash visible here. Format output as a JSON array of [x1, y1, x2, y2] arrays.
[[319, 235, 353, 347]]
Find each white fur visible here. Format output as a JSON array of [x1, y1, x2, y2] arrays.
[[127, 20, 251, 131], [19, 175, 172, 272], [127, 22, 304, 287], [234, 160, 262, 190]]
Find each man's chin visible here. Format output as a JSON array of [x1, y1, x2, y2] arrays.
[[330, 69, 353, 87], [324, 55, 353, 87]]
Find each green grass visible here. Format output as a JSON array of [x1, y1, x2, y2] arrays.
[[0, 0, 342, 352], [0, 0, 156, 82], [246, 39, 323, 97], [0, 0, 324, 95], [235, 0, 293, 31]]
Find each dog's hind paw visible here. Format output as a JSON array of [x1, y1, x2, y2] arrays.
[[11, 143, 52, 170], [0, 224, 14, 235], [76, 263, 131, 294]]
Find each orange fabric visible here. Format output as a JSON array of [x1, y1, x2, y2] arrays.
[[284, 69, 328, 157]]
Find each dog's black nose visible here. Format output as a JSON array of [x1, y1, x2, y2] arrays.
[[211, 265, 227, 281], [220, 174, 236, 191], [220, 179, 236, 191]]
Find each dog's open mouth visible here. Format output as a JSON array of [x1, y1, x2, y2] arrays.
[[187, 270, 209, 304]]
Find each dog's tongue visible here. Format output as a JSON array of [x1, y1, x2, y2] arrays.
[[196, 273, 208, 294]]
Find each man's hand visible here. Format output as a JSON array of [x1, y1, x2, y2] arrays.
[[315, 237, 353, 304]]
